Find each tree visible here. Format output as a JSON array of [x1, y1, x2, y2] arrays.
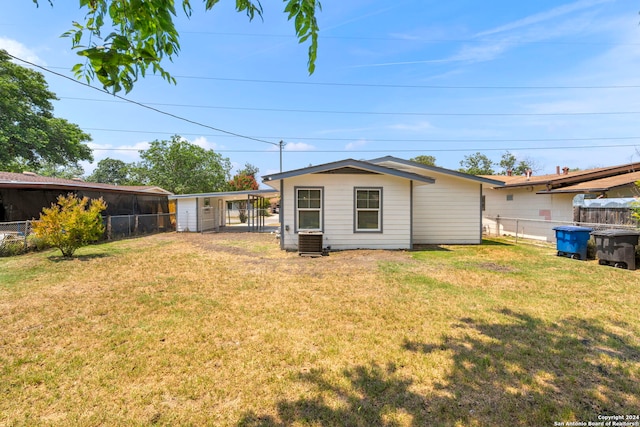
[[0, 49, 93, 171], [228, 163, 259, 223], [498, 151, 517, 174], [32, 193, 107, 257], [87, 158, 140, 185], [238, 163, 260, 179], [4, 157, 85, 179], [410, 155, 437, 167], [498, 151, 538, 176], [136, 135, 231, 194], [36, 162, 85, 179], [33, 0, 321, 93], [458, 152, 495, 175]]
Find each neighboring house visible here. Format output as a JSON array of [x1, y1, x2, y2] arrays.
[[0, 171, 171, 222], [482, 163, 640, 241], [169, 189, 278, 232], [262, 157, 503, 251]]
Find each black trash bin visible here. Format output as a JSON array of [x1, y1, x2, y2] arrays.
[[591, 229, 640, 270]]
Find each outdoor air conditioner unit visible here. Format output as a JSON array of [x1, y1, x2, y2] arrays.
[[298, 231, 324, 256]]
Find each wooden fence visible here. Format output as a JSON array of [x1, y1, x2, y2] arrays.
[[573, 207, 636, 226]]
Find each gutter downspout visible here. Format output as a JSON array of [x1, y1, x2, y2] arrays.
[[409, 180, 414, 250], [479, 184, 483, 243], [280, 180, 284, 250]]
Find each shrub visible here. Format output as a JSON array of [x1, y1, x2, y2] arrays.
[[0, 237, 26, 257], [32, 193, 107, 257], [26, 234, 50, 252]]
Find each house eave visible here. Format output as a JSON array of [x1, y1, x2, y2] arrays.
[[262, 158, 436, 185]]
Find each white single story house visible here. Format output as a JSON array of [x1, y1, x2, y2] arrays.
[[169, 189, 278, 232], [482, 162, 640, 241], [262, 157, 504, 251]]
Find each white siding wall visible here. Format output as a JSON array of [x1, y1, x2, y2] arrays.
[[281, 174, 412, 250], [413, 173, 482, 244], [483, 187, 575, 241], [176, 198, 198, 232]]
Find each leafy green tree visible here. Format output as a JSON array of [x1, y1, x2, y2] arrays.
[[87, 158, 140, 185], [36, 162, 85, 179], [410, 155, 437, 167], [458, 152, 495, 175], [498, 151, 517, 174], [0, 49, 93, 171], [33, 0, 321, 93], [228, 163, 260, 223], [498, 151, 538, 175], [237, 163, 260, 180], [32, 193, 107, 257], [136, 135, 231, 194], [4, 157, 85, 179]]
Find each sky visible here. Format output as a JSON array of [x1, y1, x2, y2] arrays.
[[2, 0, 640, 186]]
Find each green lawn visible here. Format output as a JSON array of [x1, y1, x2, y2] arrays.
[[1, 233, 638, 426]]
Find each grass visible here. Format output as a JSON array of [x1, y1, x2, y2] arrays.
[[0, 233, 639, 426]]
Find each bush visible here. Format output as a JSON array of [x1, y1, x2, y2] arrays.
[[0, 237, 26, 257], [26, 234, 50, 252], [587, 238, 596, 260], [32, 193, 107, 257]]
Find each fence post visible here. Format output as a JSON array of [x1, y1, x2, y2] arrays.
[[107, 216, 112, 240], [496, 215, 500, 237], [24, 220, 29, 250]]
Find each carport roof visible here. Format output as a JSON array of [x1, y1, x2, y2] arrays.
[[168, 189, 279, 201]]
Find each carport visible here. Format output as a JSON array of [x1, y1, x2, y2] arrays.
[[169, 189, 279, 233]]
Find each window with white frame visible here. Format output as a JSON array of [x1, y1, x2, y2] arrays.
[[296, 188, 322, 230], [355, 188, 382, 232]]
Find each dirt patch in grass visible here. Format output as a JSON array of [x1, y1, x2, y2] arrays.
[[181, 231, 416, 274], [476, 261, 518, 273]]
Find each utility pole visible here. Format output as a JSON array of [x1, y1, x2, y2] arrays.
[[279, 140, 285, 172]]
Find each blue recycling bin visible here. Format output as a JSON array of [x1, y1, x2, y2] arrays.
[[553, 226, 593, 260]]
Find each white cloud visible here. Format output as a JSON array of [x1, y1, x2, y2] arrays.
[[475, 0, 612, 37], [283, 142, 315, 151], [317, 126, 378, 135], [388, 121, 433, 132], [345, 139, 368, 151], [82, 141, 150, 174], [191, 136, 222, 151], [0, 37, 43, 64], [352, 0, 613, 68]]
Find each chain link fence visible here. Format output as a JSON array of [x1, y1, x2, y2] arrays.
[[0, 221, 32, 256], [105, 213, 175, 240], [0, 213, 176, 256]]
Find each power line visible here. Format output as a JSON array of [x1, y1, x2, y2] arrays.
[[170, 75, 640, 90], [180, 30, 640, 46], [47, 66, 640, 90], [59, 96, 640, 117], [82, 128, 640, 143], [6, 53, 280, 147], [91, 144, 639, 153]]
